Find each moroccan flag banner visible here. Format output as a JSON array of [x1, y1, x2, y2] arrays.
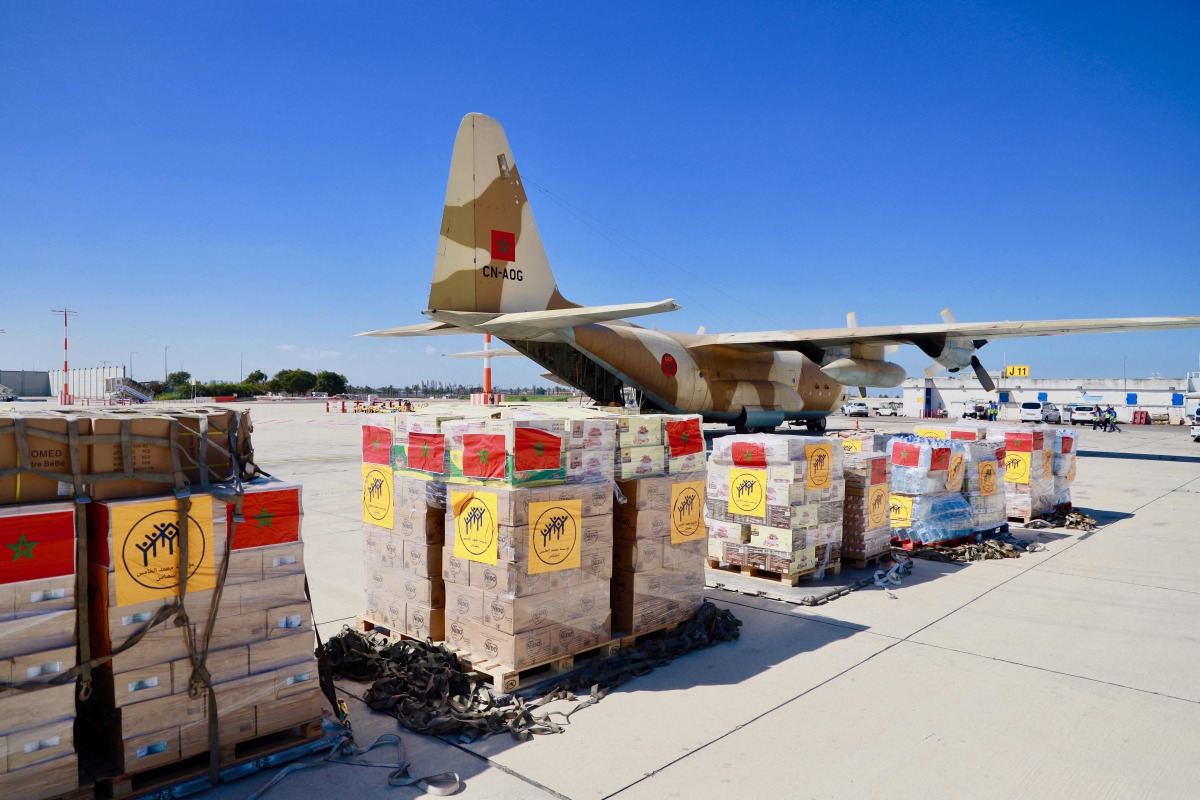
[[490, 229, 516, 262], [514, 428, 562, 472], [408, 433, 446, 474], [361, 425, 392, 465], [666, 418, 703, 458], [730, 441, 766, 468], [230, 486, 301, 550], [0, 508, 75, 585], [462, 434, 506, 479]]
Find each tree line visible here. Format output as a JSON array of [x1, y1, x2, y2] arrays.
[[142, 369, 349, 399]]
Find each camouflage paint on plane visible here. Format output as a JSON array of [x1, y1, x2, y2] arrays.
[[361, 113, 1200, 428]]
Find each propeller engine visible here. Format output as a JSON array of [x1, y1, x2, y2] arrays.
[[922, 309, 996, 392]]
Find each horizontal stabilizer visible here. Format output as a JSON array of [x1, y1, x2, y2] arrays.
[[428, 299, 679, 338], [355, 321, 478, 338], [444, 348, 525, 359]]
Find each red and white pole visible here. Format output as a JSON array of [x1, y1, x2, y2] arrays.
[[51, 308, 77, 405], [483, 333, 493, 399]]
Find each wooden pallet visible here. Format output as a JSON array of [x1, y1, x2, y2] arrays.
[[706, 559, 842, 586], [841, 549, 893, 570], [444, 638, 621, 694], [97, 716, 330, 799], [613, 621, 684, 650], [356, 614, 412, 644]]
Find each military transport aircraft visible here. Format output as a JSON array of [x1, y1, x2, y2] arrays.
[[360, 113, 1200, 433]]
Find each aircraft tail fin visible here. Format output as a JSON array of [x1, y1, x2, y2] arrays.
[[428, 113, 576, 315]]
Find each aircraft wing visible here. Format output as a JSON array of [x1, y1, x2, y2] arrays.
[[701, 316, 1200, 351]]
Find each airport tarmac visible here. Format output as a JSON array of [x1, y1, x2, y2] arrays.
[[192, 402, 1200, 799]]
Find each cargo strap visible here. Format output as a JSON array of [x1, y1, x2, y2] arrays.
[[246, 732, 461, 799], [321, 601, 741, 743], [903, 536, 1041, 563]]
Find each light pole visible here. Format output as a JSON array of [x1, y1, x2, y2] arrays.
[[129, 352, 137, 381], [164, 346, 170, 383], [50, 309, 78, 405]]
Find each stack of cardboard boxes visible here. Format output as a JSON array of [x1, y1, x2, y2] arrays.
[[611, 413, 707, 634], [426, 410, 614, 672], [1, 408, 321, 793], [704, 434, 844, 579], [361, 421, 447, 642], [1051, 430, 1077, 509], [995, 427, 1056, 521], [841, 449, 891, 562], [0, 501, 81, 800], [959, 440, 1006, 533]]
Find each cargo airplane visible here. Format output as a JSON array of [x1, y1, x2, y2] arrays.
[[361, 113, 1200, 433]]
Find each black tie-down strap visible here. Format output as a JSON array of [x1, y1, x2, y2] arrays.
[[321, 601, 741, 743]]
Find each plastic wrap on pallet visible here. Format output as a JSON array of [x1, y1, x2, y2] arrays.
[[1052, 429, 1077, 455], [889, 437, 964, 495], [890, 491, 973, 545]]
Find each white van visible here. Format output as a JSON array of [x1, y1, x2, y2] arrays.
[[1019, 401, 1061, 423]]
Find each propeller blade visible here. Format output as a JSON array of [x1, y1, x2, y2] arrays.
[[884, 344, 900, 355], [696, 325, 706, 335], [941, 308, 957, 324], [971, 355, 997, 392], [858, 386, 868, 398], [925, 362, 946, 378], [847, 311, 858, 328]]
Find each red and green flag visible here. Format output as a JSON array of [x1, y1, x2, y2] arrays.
[[514, 428, 562, 472], [462, 433, 506, 479], [666, 418, 703, 457], [408, 433, 446, 474], [730, 441, 766, 468], [0, 508, 75, 584], [229, 485, 301, 550], [362, 425, 392, 465]]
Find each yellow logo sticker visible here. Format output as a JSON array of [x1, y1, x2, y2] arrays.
[[914, 427, 947, 439], [669, 480, 706, 544], [842, 438, 863, 453], [452, 490, 498, 564], [805, 443, 833, 490], [528, 499, 581, 574], [867, 484, 888, 529], [361, 464, 393, 529], [113, 499, 216, 607], [1004, 451, 1031, 484], [978, 461, 997, 496], [728, 469, 766, 519], [946, 453, 965, 491], [889, 494, 913, 528], [1042, 450, 1053, 479]]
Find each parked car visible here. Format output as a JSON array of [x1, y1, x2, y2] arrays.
[[876, 402, 902, 417], [843, 401, 870, 417], [1019, 401, 1061, 423], [1069, 404, 1099, 426]]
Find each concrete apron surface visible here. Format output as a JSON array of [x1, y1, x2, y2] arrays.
[[192, 404, 1200, 799]]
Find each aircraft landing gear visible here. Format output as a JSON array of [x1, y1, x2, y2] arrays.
[[805, 417, 828, 433], [735, 425, 775, 435]]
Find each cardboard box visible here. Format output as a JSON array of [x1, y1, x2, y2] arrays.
[[255, 684, 323, 736], [445, 584, 485, 626], [0, 576, 76, 620], [239, 574, 307, 613], [0, 645, 75, 688], [405, 603, 445, 641], [171, 645, 249, 690], [394, 504, 444, 544], [482, 580, 610, 635], [0, 416, 89, 505], [261, 542, 305, 578], [120, 726, 180, 773], [0, 753, 80, 800], [0, 611, 74, 659], [459, 621, 558, 669], [613, 506, 670, 540], [0, 683, 74, 737], [611, 566, 704, 604], [113, 662, 174, 707], [616, 446, 666, 479], [118, 690, 206, 740], [248, 632, 314, 674], [401, 542, 442, 576]]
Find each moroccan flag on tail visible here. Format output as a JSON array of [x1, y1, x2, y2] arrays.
[[730, 441, 766, 468], [462, 433, 507, 479], [230, 484, 302, 550], [666, 418, 703, 457], [514, 427, 563, 472], [362, 425, 392, 465], [409, 433, 446, 474], [0, 507, 75, 584]]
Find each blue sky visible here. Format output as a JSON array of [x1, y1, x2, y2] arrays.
[[2, 2, 1198, 387]]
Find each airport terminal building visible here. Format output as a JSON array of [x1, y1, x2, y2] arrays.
[[899, 373, 1200, 423]]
